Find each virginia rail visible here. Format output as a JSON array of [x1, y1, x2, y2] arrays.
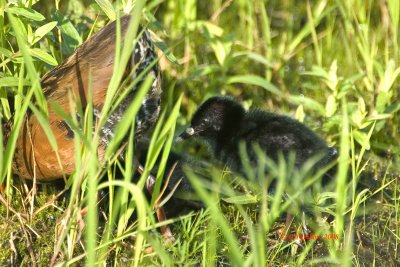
[[6, 16, 162, 181], [177, 96, 337, 178]]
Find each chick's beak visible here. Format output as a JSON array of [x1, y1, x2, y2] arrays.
[[175, 127, 195, 143]]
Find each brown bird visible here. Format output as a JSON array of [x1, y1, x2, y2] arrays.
[[6, 16, 162, 181]]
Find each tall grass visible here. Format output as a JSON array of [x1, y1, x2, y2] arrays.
[[1, 0, 399, 266]]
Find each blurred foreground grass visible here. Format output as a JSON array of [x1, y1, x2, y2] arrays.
[[0, 0, 399, 266]]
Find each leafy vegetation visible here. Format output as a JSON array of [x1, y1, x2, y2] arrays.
[[1, 0, 399, 266]]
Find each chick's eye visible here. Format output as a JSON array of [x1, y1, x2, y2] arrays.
[[194, 117, 210, 128], [203, 118, 209, 124]]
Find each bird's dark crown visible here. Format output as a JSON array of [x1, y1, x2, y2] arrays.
[[190, 96, 245, 135]]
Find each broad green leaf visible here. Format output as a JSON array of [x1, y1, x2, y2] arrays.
[[195, 21, 224, 36], [0, 77, 30, 87], [350, 109, 364, 128], [358, 97, 366, 113], [287, 94, 325, 115], [232, 51, 273, 68], [352, 129, 370, 150], [376, 91, 393, 113], [302, 65, 328, 78], [385, 101, 400, 114], [32, 21, 58, 44], [327, 60, 338, 91], [11, 17, 28, 40], [95, 0, 116, 20], [52, 12, 82, 54], [7, 7, 45, 21], [227, 75, 283, 96], [222, 194, 259, 205], [30, 48, 58, 66], [295, 104, 305, 122], [378, 59, 400, 93], [325, 94, 337, 117], [367, 113, 392, 121], [0, 47, 13, 57], [211, 40, 226, 65]]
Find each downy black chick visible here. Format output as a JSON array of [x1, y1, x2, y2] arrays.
[[177, 96, 337, 181]]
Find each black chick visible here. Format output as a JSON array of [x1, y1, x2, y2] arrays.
[[177, 96, 337, 179]]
